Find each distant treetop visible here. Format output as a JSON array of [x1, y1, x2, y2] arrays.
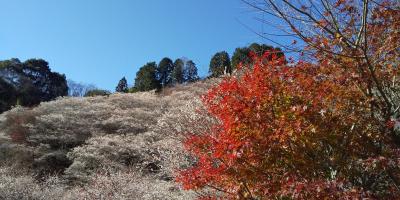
[[115, 77, 129, 93]]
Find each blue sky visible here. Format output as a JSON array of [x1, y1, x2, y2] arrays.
[[0, 0, 286, 91]]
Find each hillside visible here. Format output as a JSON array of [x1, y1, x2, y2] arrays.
[[0, 79, 218, 200]]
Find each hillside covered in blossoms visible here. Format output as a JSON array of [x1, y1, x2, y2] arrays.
[[0, 80, 217, 199], [1, 0, 399, 199]]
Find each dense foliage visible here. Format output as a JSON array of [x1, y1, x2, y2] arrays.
[[178, 0, 400, 199], [231, 43, 283, 70], [184, 60, 200, 83], [158, 57, 175, 87], [132, 58, 199, 92], [209, 51, 232, 77], [134, 62, 161, 92], [116, 77, 129, 93], [0, 58, 68, 112], [0, 78, 17, 113], [84, 89, 111, 97], [172, 59, 185, 84], [208, 44, 284, 78]]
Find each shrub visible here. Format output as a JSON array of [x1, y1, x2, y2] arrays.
[[0, 167, 67, 200], [0, 106, 36, 144], [84, 89, 111, 97], [128, 87, 139, 93]]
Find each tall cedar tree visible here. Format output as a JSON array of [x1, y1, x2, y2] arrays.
[[184, 60, 199, 83], [115, 77, 128, 93], [157, 57, 174, 87], [209, 51, 231, 77], [171, 59, 185, 84], [134, 62, 160, 92]]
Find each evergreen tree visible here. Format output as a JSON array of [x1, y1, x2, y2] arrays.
[[231, 43, 284, 69], [231, 47, 251, 69], [209, 51, 231, 77], [115, 77, 128, 93], [22, 59, 68, 103], [171, 59, 185, 84], [134, 62, 161, 92], [0, 58, 68, 108], [184, 60, 199, 82], [157, 57, 174, 87]]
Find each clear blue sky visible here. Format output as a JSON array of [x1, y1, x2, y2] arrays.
[[0, 0, 286, 91]]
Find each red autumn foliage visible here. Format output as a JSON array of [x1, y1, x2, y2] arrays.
[[178, 1, 399, 198], [178, 53, 399, 199], [178, 54, 371, 199]]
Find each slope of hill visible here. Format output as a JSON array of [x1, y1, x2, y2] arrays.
[[0, 79, 218, 200]]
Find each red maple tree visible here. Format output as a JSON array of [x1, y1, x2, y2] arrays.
[[177, 0, 400, 199]]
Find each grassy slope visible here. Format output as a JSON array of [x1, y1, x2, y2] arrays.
[[0, 79, 218, 200]]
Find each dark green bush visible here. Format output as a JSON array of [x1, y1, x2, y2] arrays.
[[84, 89, 111, 97]]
